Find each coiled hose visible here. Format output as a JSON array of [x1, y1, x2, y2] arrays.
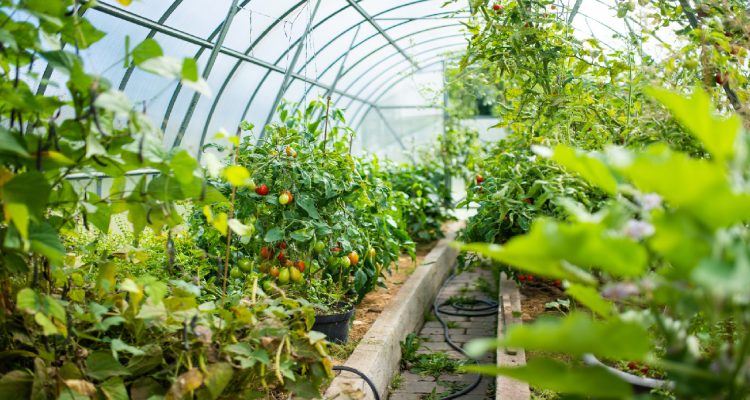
[[432, 271, 499, 399], [332, 269, 499, 400]]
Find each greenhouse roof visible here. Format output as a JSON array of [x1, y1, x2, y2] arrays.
[[35, 0, 647, 159]]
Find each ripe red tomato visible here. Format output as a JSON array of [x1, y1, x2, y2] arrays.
[[277, 251, 286, 263], [492, 4, 501, 10], [278, 242, 287, 250], [255, 184, 270, 196], [476, 174, 485, 185], [627, 361, 637, 370], [640, 366, 650, 375], [553, 279, 562, 287], [519, 275, 526, 282], [296, 260, 305, 272], [260, 247, 273, 260], [527, 275, 534, 282]]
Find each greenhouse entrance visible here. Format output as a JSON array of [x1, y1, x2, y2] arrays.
[[1, 0, 749, 399]]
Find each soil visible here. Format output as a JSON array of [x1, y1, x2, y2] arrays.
[[330, 241, 436, 364], [518, 279, 568, 323]]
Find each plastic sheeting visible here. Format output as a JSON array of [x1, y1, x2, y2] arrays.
[[30, 0, 651, 160]]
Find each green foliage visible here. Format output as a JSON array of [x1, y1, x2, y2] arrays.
[[0, 2, 331, 398], [191, 100, 414, 307], [463, 88, 750, 398]]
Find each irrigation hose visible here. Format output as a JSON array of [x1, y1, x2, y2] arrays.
[[329, 269, 498, 400], [331, 365, 381, 400], [433, 271, 499, 399]]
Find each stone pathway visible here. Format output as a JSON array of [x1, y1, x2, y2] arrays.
[[388, 268, 497, 400]]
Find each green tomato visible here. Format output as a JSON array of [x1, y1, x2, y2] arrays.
[[262, 280, 273, 293], [248, 179, 257, 191], [290, 267, 303, 283], [340, 256, 351, 268], [238, 258, 253, 273], [279, 193, 290, 205], [313, 240, 326, 253], [278, 268, 290, 284], [230, 267, 242, 279]]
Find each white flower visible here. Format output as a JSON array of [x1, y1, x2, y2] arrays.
[[623, 219, 655, 240], [202, 152, 223, 178], [639, 193, 663, 212]]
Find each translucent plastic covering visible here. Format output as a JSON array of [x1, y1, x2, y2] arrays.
[[31, 0, 646, 160]]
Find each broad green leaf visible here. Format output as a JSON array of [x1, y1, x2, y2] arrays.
[[228, 219, 253, 236], [211, 212, 228, 236], [34, 313, 59, 335], [552, 145, 617, 194], [649, 209, 711, 275], [200, 363, 233, 400], [463, 358, 632, 398], [222, 165, 251, 187], [0, 127, 29, 157], [296, 195, 321, 220], [28, 222, 65, 265], [290, 227, 313, 242], [94, 90, 132, 117], [621, 145, 750, 229], [100, 377, 128, 400], [502, 313, 650, 360], [132, 38, 163, 66], [461, 218, 648, 281], [0, 370, 32, 399], [139, 56, 182, 78], [565, 284, 615, 318], [646, 86, 740, 163], [170, 150, 198, 184], [1, 171, 50, 218], [111, 339, 145, 359], [181, 58, 199, 82], [85, 352, 131, 381], [264, 227, 284, 243]]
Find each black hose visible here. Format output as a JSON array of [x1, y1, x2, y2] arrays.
[[332, 365, 381, 400], [330, 270, 498, 400], [433, 271, 499, 399]]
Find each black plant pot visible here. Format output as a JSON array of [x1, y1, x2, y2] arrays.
[[313, 305, 354, 344]]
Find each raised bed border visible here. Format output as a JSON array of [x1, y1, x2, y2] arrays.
[[323, 221, 464, 400], [496, 273, 530, 400]]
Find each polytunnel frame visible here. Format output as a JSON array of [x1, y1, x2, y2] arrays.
[[46, 0, 650, 168]]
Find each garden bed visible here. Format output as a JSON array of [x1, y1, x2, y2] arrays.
[[331, 242, 437, 363], [324, 221, 464, 399]]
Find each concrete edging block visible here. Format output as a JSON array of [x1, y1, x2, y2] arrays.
[[496, 273, 530, 400], [323, 221, 465, 400]]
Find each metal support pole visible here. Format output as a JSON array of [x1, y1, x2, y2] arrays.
[[258, 0, 323, 141], [324, 25, 361, 100], [373, 108, 407, 150], [172, 0, 241, 149], [119, 0, 184, 91], [346, 0, 419, 69]]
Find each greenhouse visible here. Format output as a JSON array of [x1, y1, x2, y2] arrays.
[[1, 0, 749, 399]]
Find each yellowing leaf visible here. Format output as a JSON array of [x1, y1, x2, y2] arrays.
[[116, 0, 133, 5], [211, 212, 228, 236], [222, 165, 250, 187], [64, 380, 97, 396]]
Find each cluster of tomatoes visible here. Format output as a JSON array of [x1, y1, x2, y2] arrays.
[[255, 242, 306, 285], [626, 361, 651, 376]]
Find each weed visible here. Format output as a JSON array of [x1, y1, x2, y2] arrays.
[[445, 295, 476, 307], [390, 372, 404, 391], [411, 352, 464, 378], [424, 310, 437, 322], [446, 321, 461, 329], [401, 333, 424, 366], [329, 339, 360, 361], [474, 276, 498, 299]]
